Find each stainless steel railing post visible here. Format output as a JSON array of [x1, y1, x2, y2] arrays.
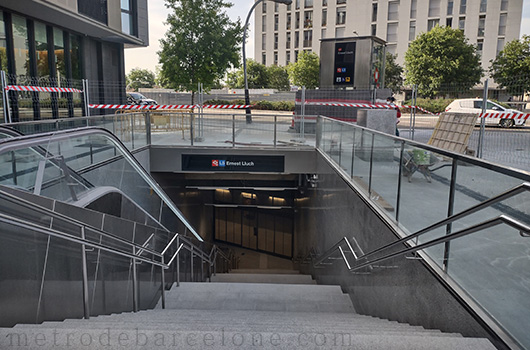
[[132, 247, 139, 312], [81, 227, 90, 319], [161, 256, 166, 309], [190, 246, 194, 282], [176, 236, 180, 287]]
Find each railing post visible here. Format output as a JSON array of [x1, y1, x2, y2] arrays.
[[190, 112, 195, 146], [338, 124, 343, 165], [145, 111, 152, 146], [395, 141, 405, 222], [130, 115, 135, 149], [161, 256, 166, 309], [368, 133, 375, 195], [80, 227, 90, 319], [443, 158, 459, 272], [232, 114, 236, 147], [273, 115, 277, 147], [350, 128, 356, 177], [201, 255, 204, 281], [190, 246, 194, 282], [176, 236, 180, 287], [132, 247, 139, 312], [1, 71, 12, 123]]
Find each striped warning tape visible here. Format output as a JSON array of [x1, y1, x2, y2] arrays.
[[5, 85, 83, 93], [88, 104, 252, 110], [478, 112, 530, 120]]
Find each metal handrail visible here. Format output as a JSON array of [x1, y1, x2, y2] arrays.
[[0, 187, 162, 258], [314, 182, 530, 271]]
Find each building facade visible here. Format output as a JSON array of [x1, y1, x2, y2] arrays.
[[255, 0, 522, 75], [0, 0, 148, 121]]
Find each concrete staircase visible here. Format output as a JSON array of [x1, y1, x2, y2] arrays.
[[0, 272, 496, 349]]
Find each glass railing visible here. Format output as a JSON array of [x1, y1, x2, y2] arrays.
[[317, 116, 530, 349], [2, 111, 314, 150], [0, 127, 200, 241]]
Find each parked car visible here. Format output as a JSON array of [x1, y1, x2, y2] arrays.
[[445, 98, 524, 128], [126, 92, 158, 105]]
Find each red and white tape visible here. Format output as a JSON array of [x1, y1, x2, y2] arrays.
[[88, 104, 252, 110], [479, 112, 530, 121], [5, 85, 83, 93], [401, 105, 440, 116], [306, 102, 391, 109]]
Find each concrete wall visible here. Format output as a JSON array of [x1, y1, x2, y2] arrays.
[[294, 153, 503, 348]]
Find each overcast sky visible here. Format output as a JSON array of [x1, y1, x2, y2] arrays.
[[124, 0, 530, 74]]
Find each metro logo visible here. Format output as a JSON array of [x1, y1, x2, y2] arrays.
[[212, 159, 226, 167], [212, 160, 219, 167]]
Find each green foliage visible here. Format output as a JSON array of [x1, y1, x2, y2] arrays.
[[384, 52, 403, 93], [226, 61, 290, 91], [267, 65, 290, 91], [287, 51, 320, 89], [126, 68, 156, 91], [489, 35, 530, 96], [158, 0, 242, 99], [402, 98, 454, 114], [203, 99, 294, 111], [404, 26, 482, 98]]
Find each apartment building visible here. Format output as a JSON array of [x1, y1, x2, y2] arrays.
[[255, 0, 523, 74]]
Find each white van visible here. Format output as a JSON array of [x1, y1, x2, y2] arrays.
[[444, 99, 525, 128]]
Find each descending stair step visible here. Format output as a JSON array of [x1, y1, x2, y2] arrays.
[[210, 273, 316, 284], [230, 269, 301, 274], [0, 328, 495, 350]]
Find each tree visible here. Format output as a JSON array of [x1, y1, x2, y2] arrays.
[[158, 0, 242, 103], [126, 68, 156, 91], [404, 26, 482, 97], [226, 59, 269, 89], [490, 35, 530, 97], [287, 51, 320, 89], [384, 52, 403, 93], [267, 65, 290, 91]]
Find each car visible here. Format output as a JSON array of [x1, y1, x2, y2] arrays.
[[445, 98, 524, 128], [126, 92, 158, 105]]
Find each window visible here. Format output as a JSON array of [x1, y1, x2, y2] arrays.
[[496, 38, 505, 55], [458, 17, 465, 31], [296, 12, 300, 29], [428, 0, 440, 17], [295, 50, 299, 62], [262, 1, 267, 13], [262, 16, 266, 31], [478, 15, 485, 37], [121, 0, 136, 35], [70, 34, 82, 80], [337, 0, 346, 4], [387, 23, 398, 42], [287, 3, 291, 10], [274, 52, 278, 65], [12, 15, 30, 76], [446, 17, 453, 27], [336, 7, 346, 25], [303, 30, 312, 47], [305, 0, 313, 7], [460, 0, 466, 14], [372, 3, 378, 22], [287, 13, 292, 30], [78, 0, 108, 24], [262, 34, 266, 50], [371, 24, 377, 36], [34, 22, 50, 78], [322, 9, 327, 26], [295, 31, 299, 48], [286, 32, 291, 48], [447, 1, 454, 15], [427, 19, 439, 31], [275, 2, 279, 12], [480, 0, 487, 13], [304, 11, 313, 28], [500, 0, 508, 11], [262, 53, 266, 65], [322, 0, 327, 6], [498, 13, 507, 35], [388, 2, 399, 21], [410, 0, 417, 19], [53, 28, 66, 79], [409, 21, 416, 41], [274, 33, 278, 49], [296, 0, 300, 10], [477, 39, 483, 56], [335, 27, 345, 37], [274, 14, 279, 31], [286, 51, 291, 64], [387, 44, 396, 55], [321, 28, 327, 38]]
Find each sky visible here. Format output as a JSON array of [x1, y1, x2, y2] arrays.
[[124, 0, 530, 74]]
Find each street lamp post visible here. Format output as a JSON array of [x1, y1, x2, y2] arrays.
[[242, 0, 292, 123]]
